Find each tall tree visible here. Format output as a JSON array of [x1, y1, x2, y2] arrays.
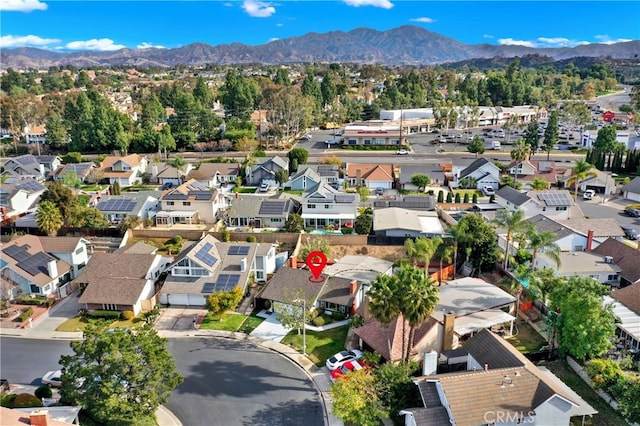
[[510, 139, 530, 183], [36, 201, 63, 236], [40, 181, 77, 225], [523, 119, 539, 154], [367, 273, 400, 358], [467, 136, 485, 158], [457, 213, 498, 273], [331, 369, 386, 426], [410, 174, 430, 193], [527, 229, 561, 268], [542, 110, 559, 159], [566, 159, 597, 198], [493, 209, 533, 269], [60, 324, 183, 424], [404, 237, 442, 275]]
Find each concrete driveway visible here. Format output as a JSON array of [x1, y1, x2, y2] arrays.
[[155, 307, 207, 331], [249, 310, 292, 342]]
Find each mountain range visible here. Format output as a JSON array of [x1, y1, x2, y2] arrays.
[[2, 25, 639, 69]]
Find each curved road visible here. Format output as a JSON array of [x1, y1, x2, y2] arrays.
[[0, 337, 324, 426]]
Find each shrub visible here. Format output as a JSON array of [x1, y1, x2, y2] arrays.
[[246, 235, 257, 242], [1, 393, 17, 408], [35, 385, 53, 399], [17, 307, 34, 322], [331, 310, 347, 320], [90, 310, 121, 320], [221, 229, 231, 242], [304, 227, 313, 233], [312, 316, 326, 326], [121, 310, 135, 320], [16, 295, 47, 306], [340, 226, 354, 234], [585, 358, 622, 390], [12, 393, 43, 408]]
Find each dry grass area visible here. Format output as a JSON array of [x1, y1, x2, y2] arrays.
[[329, 245, 407, 262]]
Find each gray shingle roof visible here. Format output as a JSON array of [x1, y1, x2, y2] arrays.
[[496, 186, 530, 206], [459, 158, 494, 180], [621, 176, 640, 194]]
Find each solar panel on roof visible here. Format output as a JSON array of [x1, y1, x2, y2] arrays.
[[214, 274, 241, 291], [538, 192, 572, 206], [164, 192, 188, 200], [16, 180, 45, 191], [191, 190, 213, 200], [335, 194, 355, 203], [2, 244, 31, 262], [195, 242, 217, 267], [97, 199, 136, 212], [17, 252, 51, 276], [228, 246, 250, 255], [259, 201, 286, 215]]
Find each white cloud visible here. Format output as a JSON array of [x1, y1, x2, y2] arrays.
[[498, 38, 536, 48], [242, 0, 275, 17], [483, 34, 494, 39], [137, 42, 166, 49], [66, 38, 126, 51], [410, 17, 435, 23], [594, 35, 632, 45], [0, 34, 59, 48], [0, 0, 47, 12], [343, 0, 393, 9]]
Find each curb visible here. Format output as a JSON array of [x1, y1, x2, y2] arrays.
[[156, 404, 183, 426]]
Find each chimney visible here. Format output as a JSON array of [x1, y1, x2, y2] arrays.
[[586, 230, 594, 252], [349, 280, 358, 295], [422, 350, 438, 376], [29, 409, 49, 426], [240, 258, 247, 272], [442, 311, 455, 351], [356, 169, 362, 186], [484, 363, 489, 372], [47, 259, 58, 278]]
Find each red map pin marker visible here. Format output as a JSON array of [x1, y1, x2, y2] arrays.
[[306, 251, 327, 281]]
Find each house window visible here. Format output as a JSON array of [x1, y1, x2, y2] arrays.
[[555, 206, 567, 211], [390, 138, 400, 145], [324, 204, 330, 209], [348, 139, 357, 145], [75, 246, 84, 255], [256, 271, 264, 280], [103, 304, 118, 311], [30, 284, 40, 294], [339, 305, 346, 313], [375, 139, 385, 145], [271, 218, 282, 223], [364, 139, 372, 145], [325, 302, 338, 311], [608, 274, 619, 281], [307, 204, 316, 209], [183, 202, 191, 206], [167, 201, 175, 206]]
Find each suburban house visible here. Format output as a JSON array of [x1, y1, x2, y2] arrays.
[[76, 243, 172, 316], [1, 154, 50, 181], [25, 124, 47, 145], [450, 158, 500, 190], [96, 191, 162, 224], [536, 251, 621, 286], [558, 167, 616, 196], [38, 236, 90, 281], [148, 163, 192, 188], [257, 266, 361, 317], [244, 156, 289, 186], [342, 122, 403, 147], [0, 178, 47, 224], [354, 277, 516, 362], [620, 176, 640, 201], [528, 215, 625, 253], [372, 195, 436, 211], [592, 238, 640, 288], [300, 183, 358, 230], [322, 255, 394, 284], [161, 235, 279, 306], [345, 163, 395, 190], [494, 187, 575, 220], [401, 329, 596, 426], [606, 283, 640, 355], [51, 162, 95, 183], [223, 196, 298, 230], [287, 165, 341, 191], [187, 162, 241, 188], [96, 154, 148, 187], [156, 179, 224, 225], [396, 162, 450, 190], [0, 235, 72, 299], [505, 159, 560, 189], [373, 208, 446, 238], [35, 155, 63, 178]]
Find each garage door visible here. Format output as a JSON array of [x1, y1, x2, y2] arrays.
[[188, 294, 206, 306], [167, 294, 190, 306], [626, 191, 640, 202]]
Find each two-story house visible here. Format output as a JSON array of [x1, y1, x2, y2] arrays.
[[450, 158, 500, 190], [224, 196, 298, 230], [506, 159, 560, 189], [495, 187, 575, 220], [96, 191, 162, 224], [0, 235, 72, 299], [97, 154, 148, 187], [1, 155, 49, 181], [245, 156, 289, 186], [300, 183, 358, 230], [156, 179, 224, 225], [0, 179, 47, 224], [287, 165, 341, 191], [51, 162, 95, 183]]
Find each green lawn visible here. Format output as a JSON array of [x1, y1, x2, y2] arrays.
[[545, 360, 628, 426], [237, 313, 265, 334], [233, 187, 258, 194], [55, 316, 146, 332], [199, 312, 247, 331], [281, 325, 349, 367], [505, 319, 547, 354]]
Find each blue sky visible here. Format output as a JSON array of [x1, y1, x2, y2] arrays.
[[1, 0, 639, 51]]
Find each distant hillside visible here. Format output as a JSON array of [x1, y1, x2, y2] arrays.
[[1, 25, 638, 69]]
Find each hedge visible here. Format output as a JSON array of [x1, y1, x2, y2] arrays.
[[12, 393, 43, 408], [90, 310, 121, 320], [15, 295, 54, 307], [17, 307, 34, 322]]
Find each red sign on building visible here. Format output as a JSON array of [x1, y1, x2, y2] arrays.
[[602, 111, 615, 122]]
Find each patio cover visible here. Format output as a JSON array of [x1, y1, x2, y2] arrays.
[[453, 309, 515, 336], [156, 210, 197, 218]]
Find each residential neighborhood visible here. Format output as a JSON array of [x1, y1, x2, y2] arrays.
[[1, 24, 640, 426]]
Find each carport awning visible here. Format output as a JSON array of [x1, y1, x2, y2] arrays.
[[453, 309, 515, 336]]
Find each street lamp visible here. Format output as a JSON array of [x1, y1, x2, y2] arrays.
[[294, 298, 306, 355]]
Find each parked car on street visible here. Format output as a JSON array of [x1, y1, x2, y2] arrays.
[[624, 208, 640, 217], [326, 349, 363, 370], [583, 189, 596, 200], [259, 182, 269, 192], [41, 370, 63, 387], [621, 225, 639, 240], [396, 149, 409, 155]]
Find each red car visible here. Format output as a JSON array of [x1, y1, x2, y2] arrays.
[[330, 360, 367, 382]]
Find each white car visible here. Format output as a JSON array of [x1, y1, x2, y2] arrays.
[[259, 183, 269, 192], [583, 189, 596, 200], [482, 186, 495, 196], [41, 370, 63, 387], [326, 349, 363, 370], [396, 149, 409, 155]]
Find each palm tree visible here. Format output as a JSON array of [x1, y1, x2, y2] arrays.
[[566, 159, 598, 199], [396, 267, 439, 362], [493, 209, 534, 270], [367, 274, 400, 359], [405, 237, 442, 276], [499, 264, 534, 322], [437, 241, 455, 285], [36, 201, 64, 236], [447, 222, 468, 279], [510, 139, 531, 184], [530, 177, 549, 190], [527, 229, 561, 268]]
